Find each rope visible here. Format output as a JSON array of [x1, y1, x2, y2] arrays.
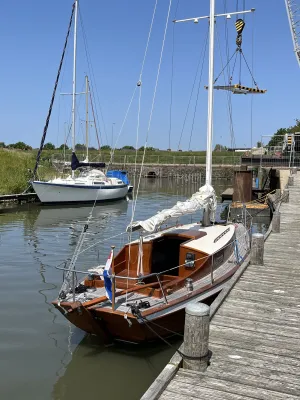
[[79, 7, 108, 146], [138, 313, 212, 363], [131, 0, 173, 227], [33, 3, 74, 179], [177, 27, 209, 150], [188, 27, 209, 150], [215, 22, 236, 151], [89, 89, 101, 152]]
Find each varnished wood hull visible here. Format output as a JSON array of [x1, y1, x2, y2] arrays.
[[53, 273, 234, 343]]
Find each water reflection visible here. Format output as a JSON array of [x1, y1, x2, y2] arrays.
[[0, 179, 270, 400], [52, 335, 179, 400]]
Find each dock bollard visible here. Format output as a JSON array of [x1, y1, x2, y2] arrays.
[[183, 303, 210, 372], [288, 175, 294, 186], [272, 211, 280, 233], [282, 188, 289, 203], [250, 233, 264, 265], [291, 167, 297, 175]]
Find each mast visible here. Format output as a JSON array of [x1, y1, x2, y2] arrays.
[[71, 0, 78, 177], [85, 75, 89, 162], [205, 0, 215, 186]]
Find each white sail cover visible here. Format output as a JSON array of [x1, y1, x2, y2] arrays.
[[127, 184, 217, 233]]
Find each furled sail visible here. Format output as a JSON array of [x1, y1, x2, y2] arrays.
[[127, 184, 217, 233]]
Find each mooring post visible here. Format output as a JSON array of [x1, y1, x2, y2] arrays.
[[282, 188, 289, 203], [291, 167, 297, 175], [251, 233, 264, 265], [183, 303, 210, 372], [288, 175, 294, 186], [272, 211, 280, 233]]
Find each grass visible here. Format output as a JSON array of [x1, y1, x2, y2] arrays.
[[0, 149, 56, 195], [0, 148, 241, 195]]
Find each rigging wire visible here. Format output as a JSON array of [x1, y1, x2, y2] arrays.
[[188, 26, 209, 151], [215, 21, 236, 150], [33, 3, 75, 179], [131, 0, 173, 225], [177, 27, 210, 150], [79, 6, 107, 147]]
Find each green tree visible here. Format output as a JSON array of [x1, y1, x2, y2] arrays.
[[75, 143, 85, 151], [257, 141, 262, 148], [101, 145, 111, 150], [122, 145, 135, 150], [43, 142, 55, 150], [58, 143, 69, 150], [268, 119, 300, 147], [214, 144, 227, 151], [8, 141, 32, 150], [0, 142, 5, 148]]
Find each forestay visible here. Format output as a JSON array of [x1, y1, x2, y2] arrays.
[[127, 184, 217, 233]]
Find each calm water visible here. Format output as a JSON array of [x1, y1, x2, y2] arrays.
[[0, 178, 269, 400]]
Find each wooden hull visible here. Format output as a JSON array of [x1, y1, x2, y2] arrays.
[[53, 274, 234, 343]]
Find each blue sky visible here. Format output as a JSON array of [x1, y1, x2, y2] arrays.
[[1, 0, 299, 150]]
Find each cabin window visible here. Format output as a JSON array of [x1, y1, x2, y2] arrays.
[[184, 252, 195, 268], [93, 181, 105, 185]]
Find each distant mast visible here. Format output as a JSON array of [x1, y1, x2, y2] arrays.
[[85, 75, 89, 162], [71, 0, 78, 177]]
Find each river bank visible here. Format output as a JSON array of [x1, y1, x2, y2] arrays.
[[0, 150, 55, 195]]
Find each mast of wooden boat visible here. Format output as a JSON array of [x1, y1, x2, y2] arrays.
[[205, 0, 215, 187], [71, 0, 78, 178], [85, 75, 89, 162]]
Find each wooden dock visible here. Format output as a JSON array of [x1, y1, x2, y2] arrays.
[[143, 174, 300, 399], [0, 192, 38, 204]]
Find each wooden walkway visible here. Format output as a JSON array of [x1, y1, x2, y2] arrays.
[[144, 174, 300, 399]]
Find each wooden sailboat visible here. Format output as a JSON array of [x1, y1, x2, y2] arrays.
[[52, 1, 253, 343]]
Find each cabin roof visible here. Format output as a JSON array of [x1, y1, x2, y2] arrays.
[[182, 224, 235, 255]]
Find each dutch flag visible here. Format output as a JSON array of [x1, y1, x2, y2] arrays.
[[103, 250, 113, 301]]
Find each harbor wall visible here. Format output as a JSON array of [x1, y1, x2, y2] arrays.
[[110, 163, 236, 180]]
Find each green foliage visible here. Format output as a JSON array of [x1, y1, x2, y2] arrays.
[[214, 144, 227, 151], [122, 145, 135, 150], [257, 141, 262, 148], [0, 142, 5, 148], [8, 141, 32, 150], [43, 142, 55, 150], [0, 149, 57, 194], [75, 143, 86, 150], [268, 119, 300, 147], [101, 145, 111, 150], [58, 144, 69, 150]]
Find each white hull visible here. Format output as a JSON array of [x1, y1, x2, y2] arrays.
[[32, 181, 128, 203]]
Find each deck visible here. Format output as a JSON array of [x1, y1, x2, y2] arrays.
[[143, 173, 300, 399]]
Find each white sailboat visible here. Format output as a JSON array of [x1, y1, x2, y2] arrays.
[[52, 1, 255, 343], [32, 0, 128, 204]]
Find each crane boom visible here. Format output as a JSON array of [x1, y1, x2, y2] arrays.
[[285, 0, 300, 67]]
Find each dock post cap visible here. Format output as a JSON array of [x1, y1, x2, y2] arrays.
[[186, 302, 210, 317], [252, 233, 264, 239]]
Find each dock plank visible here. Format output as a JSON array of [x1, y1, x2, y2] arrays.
[[144, 173, 300, 400]]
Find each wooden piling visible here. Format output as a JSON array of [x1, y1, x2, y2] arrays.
[[282, 188, 289, 203], [250, 233, 264, 265], [272, 211, 280, 233], [183, 303, 210, 372]]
